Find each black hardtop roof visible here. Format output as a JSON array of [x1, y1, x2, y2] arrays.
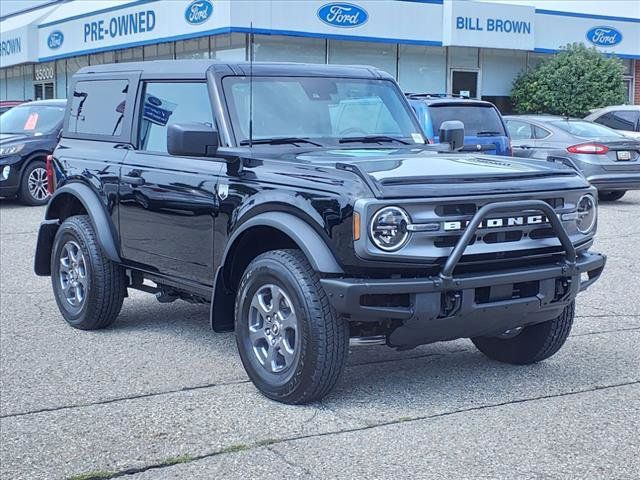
[[76, 60, 393, 79]]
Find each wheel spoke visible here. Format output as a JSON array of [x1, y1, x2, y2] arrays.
[[249, 325, 267, 345], [278, 310, 297, 330], [264, 345, 279, 371], [279, 343, 295, 367]]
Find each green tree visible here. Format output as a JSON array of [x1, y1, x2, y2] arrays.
[[511, 43, 626, 117]]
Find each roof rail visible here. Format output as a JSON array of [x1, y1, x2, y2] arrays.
[[405, 93, 471, 100]]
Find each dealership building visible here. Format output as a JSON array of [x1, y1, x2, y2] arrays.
[[1, 0, 639, 111]]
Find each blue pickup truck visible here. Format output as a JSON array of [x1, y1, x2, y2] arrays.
[[407, 94, 511, 156]]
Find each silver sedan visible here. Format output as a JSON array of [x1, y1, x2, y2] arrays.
[[505, 115, 640, 201]]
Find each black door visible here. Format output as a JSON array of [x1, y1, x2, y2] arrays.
[[118, 81, 223, 285], [451, 70, 478, 98]]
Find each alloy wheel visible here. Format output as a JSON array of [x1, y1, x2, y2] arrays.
[[248, 284, 299, 373], [58, 240, 88, 308], [27, 167, 50, 201]]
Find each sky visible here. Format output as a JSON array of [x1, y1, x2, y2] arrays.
[[1, 0, 639, 19]]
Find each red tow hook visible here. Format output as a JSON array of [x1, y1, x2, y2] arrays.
[[45, 154, 55, 195]]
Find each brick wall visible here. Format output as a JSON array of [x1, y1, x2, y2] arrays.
[[635, 60, 640, 105]]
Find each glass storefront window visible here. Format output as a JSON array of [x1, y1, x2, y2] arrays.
[[0, 69, 6, 100], [55, 59, 67, 98], [211, 33, 246, 61], [89, 52, 116, 65], [329, 40, 397, 78], [398, 45, 446, 94], [176, 37, 210, 59], [481, 49, 526, 96], [253, 35, 325, 63], [527, 52, 550, 69], [448, 47, 479, 69], [116, 47, 143, 63], [144, 42, 175, 60], [66, 56, 89, 79]]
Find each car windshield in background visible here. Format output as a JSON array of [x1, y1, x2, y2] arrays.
[[550, 120, 625, 139], [428, 105, 505, 136], [222, 76, 422, 146], [0, 105, 64, 135]]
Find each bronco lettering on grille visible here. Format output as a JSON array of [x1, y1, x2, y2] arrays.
[[443, 215, 547, 232]]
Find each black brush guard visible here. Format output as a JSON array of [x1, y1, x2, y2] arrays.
[[321, 200, 606, 347]]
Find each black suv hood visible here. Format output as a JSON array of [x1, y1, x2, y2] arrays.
[[292, 148, 589, 199]]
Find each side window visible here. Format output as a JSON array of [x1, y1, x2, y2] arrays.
[[69, 79, 128, 136], [506, 120, 533, 140], [594, 111, 638, 131], [138, 82, 213, 153], [534, 125, 551, 139]]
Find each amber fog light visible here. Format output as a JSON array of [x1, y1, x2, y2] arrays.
[[576, 194, 597, 234], [369, 206, 410, 251]]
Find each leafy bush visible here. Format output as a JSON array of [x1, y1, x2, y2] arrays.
[[511, 43, 626, 117]]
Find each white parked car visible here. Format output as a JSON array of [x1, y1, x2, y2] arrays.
[[585, 105, 640, 139]]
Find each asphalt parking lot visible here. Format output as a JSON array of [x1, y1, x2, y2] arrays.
[[1, 193, 639, 480]]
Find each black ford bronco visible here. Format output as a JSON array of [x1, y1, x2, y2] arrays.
[[35, 60, 605, 404]]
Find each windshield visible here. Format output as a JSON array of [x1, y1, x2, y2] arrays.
[[0, 104, 64, 135], [222, 76, 423, 145], [550, 120, 625, 139], [428, 104, 505, 136]]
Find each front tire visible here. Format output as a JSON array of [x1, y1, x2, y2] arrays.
[[471, 302, 574, 365], [235, 249, 349, 404], [19, 160, 51, 206], [598, 190, 626, 202], [51, 215, 126, 330]]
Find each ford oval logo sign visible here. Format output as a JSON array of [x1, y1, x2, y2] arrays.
[[185, 0, 213, 25], [317, 3, 368, 28], [47, 30, 64, 50], [586, 26, 623, 47], [147, 96, 162, 107]]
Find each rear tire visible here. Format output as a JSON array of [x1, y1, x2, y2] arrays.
[[471, 302, 574, 365], [235, 249, 349, 404], [19, 160, 50, 206], [51, 215, 126, 330], [598, 190, 626, 202]]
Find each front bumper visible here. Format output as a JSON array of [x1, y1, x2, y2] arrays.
[[322, 252, 605, 347], [322, 199, 606, 348], [586, 172, 640, 191], [0, 157, 23, 197]]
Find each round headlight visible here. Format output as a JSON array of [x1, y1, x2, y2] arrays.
[[576, 194, 597, 234], [369, 206, 410, 251]]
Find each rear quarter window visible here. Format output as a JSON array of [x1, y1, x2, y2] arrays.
[[67, 79, 129, 137]]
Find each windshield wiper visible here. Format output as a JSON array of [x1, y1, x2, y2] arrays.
[[475, 131, 503, 136], [339, 135, 410, 145], [239, 137, 322, 147]]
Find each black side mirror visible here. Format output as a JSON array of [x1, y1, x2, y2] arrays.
[[167, 122, 218, 157], [439, 120, 465, 151]]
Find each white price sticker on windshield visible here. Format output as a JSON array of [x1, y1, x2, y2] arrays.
[[411, 133, 425, 144]]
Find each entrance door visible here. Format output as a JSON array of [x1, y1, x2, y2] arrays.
[[451, 70, 479, 98], [34, 82, 55, 100]]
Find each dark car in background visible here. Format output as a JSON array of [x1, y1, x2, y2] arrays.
[[505, 115, 640, 201], [585, 105, 640, 140], [406, 94, 511, 156], [0, 100, 26, 115], [0, 99, 66, 205]]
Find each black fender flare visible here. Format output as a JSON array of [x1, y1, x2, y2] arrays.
[[35, 183, 120, 276], [223, 211, 343, 275], [210, 211, 344, 331]]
